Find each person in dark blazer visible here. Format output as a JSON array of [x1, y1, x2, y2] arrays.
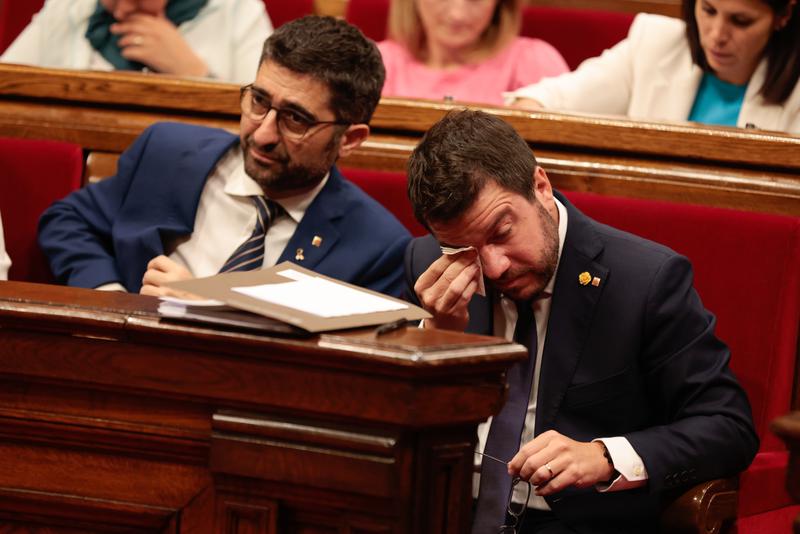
[[404, 110, 757, 533], [38, 16, 410, 297]]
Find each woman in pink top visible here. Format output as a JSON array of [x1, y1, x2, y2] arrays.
[[378, 0, 568, 106]]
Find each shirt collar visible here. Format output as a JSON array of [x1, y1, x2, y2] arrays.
[[224, 145, 329, 223]]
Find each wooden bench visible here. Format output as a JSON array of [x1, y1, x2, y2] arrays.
[[0, 65, 797, 217]]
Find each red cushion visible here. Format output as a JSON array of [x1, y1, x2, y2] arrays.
[[521, 6, 633, 70], [737, 504, 800, 534], [0, 137, 84, 282], [0, 0, 44, 54], [738, 451, 794, 517], [263, 0, 314, 29], [345, 0, 391, 42], [339, 167, 426, 237]]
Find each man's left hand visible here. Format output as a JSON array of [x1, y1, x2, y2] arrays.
[[507, 430, 615, 496], [140, 255, 201, 299]]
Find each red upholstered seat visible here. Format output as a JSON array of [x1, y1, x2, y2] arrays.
[[563, 191, 800, 533], [340, 167, 426, 237], [0, 0, 44, 54], [263, 0, 314, 29], [345, 0, 391, 42], [344, 0, 633, 71], [521, 7, 633, 70], [0, 137, 84, 283]]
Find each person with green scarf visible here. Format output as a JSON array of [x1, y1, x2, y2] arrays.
[[1, 0, 272, 84]]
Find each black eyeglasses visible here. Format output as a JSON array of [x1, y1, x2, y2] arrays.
[[499, 476, 531, 533], [475, 451, 532, 534], [239, 84, 350, 141]]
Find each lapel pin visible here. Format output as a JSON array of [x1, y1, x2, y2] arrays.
[[295, 248, 305, 261], [312, 235, 323, 247], [578, 271, 591, 286], [592, 276, 601, 287]]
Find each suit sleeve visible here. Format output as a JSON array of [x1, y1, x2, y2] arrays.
[[625, 255, 759, 493], [38, 126, 156, 290]]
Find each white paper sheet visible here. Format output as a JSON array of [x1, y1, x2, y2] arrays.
[[232, 275, 408, 317]]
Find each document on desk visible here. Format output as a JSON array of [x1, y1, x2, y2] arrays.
[[163, 262, 430, 333]]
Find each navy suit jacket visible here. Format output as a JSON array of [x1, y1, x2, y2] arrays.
[[405, 192, 757, 530], [39, 122, 411, 296]]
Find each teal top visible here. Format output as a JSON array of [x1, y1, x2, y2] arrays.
[[688, 72, 747, 127]]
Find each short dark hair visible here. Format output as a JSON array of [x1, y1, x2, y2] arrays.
[[260, 16, 385, 124], [682, 0, 800, 104], [407, 110, 537, 227]]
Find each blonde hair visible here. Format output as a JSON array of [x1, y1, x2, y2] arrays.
[[387, 0, 522, 61]]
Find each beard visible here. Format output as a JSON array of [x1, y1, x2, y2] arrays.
[[491, 200, 559, 301], [241, 132, 340, 194]]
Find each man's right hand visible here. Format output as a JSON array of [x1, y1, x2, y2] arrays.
[[140, 255, 201, 299], [414, 250, 481, 331]]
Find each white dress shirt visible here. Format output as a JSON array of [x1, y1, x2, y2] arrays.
[[473, 198, 647, 509], [99, 145, 327, 291]]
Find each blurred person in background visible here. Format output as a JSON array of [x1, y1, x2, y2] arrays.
[[1, 0, 272, 84], [378, 0, 568, 106], [508, 0, 800, 133]]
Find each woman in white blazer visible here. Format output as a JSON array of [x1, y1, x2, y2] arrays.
[[508, 0, 800, 134], [0, 0, 272, 85], [0, 212, 10, 281]]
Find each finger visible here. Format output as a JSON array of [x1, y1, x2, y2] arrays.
[[146, 255, 174, 272], [142, 268, 170, 288], [414, 253, 466, 297], [508, 433, 551, 474], [140, 283, 167, 297], [416, 258, 476, 310], [435, 263, 480, 314]]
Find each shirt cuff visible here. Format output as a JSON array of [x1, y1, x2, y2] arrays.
[[94, 282, 127, 292], [593, 436, 648, 492]]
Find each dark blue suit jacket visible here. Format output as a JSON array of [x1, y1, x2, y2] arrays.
[[39, 122, 411, 296], [405, 192, 757, 531]]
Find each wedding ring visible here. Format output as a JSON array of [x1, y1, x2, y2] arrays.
[[132, 35, 144, 46], [543, 462, 554, 479]]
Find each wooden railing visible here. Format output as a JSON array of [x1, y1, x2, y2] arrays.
[[0, 64, 797, 216]]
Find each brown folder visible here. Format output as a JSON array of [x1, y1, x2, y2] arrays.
[[163, 261, 431, 333]]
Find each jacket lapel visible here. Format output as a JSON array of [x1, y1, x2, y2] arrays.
[[535, 196, 608, 435], [277, 166, 344, 270]]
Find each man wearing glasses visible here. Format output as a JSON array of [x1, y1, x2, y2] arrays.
[[39, 16, 410, 297]]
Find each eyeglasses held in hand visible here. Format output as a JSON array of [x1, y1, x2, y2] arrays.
[[240, 84, 350, 141], [474, 451, 533, 534]]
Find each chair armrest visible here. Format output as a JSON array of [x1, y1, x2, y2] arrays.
[[661, 477, 738, 534]]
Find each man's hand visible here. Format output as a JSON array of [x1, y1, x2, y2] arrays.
[[414, 250, 480, 331], [510, 97, 544, 111], [140, 255, 200, 299], [111, 15, 209, 76], [507, 430, 615, 496]]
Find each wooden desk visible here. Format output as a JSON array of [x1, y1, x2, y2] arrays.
[[772, 412, 800, 533], [0, 281, 526, 533], [0, 65, 798, 216]]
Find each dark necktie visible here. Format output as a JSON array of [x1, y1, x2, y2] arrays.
[[472, 299, 538, 533], [219, 196, 281, 273]]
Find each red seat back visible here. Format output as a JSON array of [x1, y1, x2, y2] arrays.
[[521, 6, 633, 70], [345, 0, 391, 42], [0, 0, 44, 54], [340, 167, 426, 237], [263, 0, 315, 29], [563, 191, 800, 454], [0, 137, 84, 283]]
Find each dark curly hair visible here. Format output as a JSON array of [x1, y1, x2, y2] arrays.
[[260, 16, 385, 124]]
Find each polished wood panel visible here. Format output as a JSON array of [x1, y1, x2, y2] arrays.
[[0, 280, 526, 532], [0, 65, 797, 216], [772, 413, 800, 533]]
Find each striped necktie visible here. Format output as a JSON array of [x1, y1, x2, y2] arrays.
[[472, 299, 538, 533], [219, 196, 281, 273]]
